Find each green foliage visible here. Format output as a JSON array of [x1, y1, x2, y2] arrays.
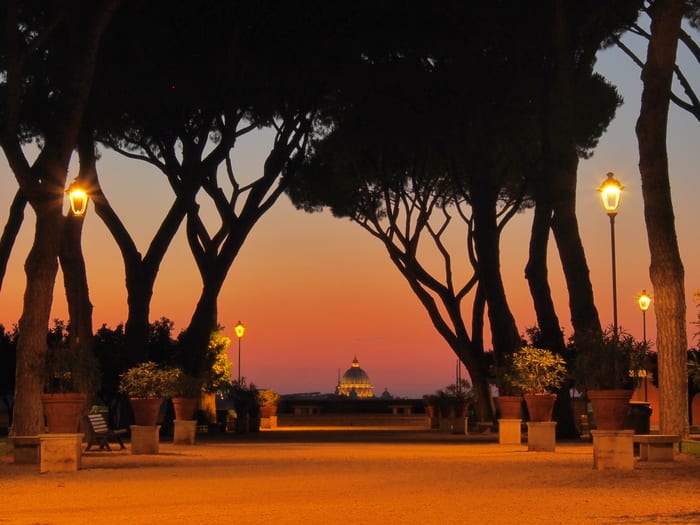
[[689, 352, 700, 389], [503, 346, 567, 395], [257, 388, 280, 407], [222, 379, 260, 417], [431, 379, 474, 417], [202, 329, 232, 393], [170, 369, 203, 398], [0, 325, 17, 398], [42, 320, 100, 394], [118, 361, 179, 398], [574, 326, 648, 391], [93, 323, 128, 402]]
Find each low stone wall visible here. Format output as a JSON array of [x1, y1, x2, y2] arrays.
[[277, 413, 426, 429]]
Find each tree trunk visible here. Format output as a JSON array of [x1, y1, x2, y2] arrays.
[[635, 0, 688, 438], [547, 0, 603, 347], [60, 214, 94, 343], [525, 202, 566, 355], [471, 187, 521, 382], [13, 201, 64, 436], [0, 190, 27, 291], [181, 287, 219, 378], [90, 173, 190, 367]]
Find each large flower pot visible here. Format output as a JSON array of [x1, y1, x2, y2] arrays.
[[129, 397, 163, 426], [172, 397, 198, 421], [495, 396, 523, 419], [524, 393, 557, 422], [588, 389, 633, 430], [41, 393, 87, 433]]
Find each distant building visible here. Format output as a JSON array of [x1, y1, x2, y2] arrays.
[[336, 356, 375, 398]]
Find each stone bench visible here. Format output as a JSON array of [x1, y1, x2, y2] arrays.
[[293, 404, 321, 416], [634, 434, 680, 461]]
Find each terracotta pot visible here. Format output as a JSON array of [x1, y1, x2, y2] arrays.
[[260, 405, 277, 418], [495, 396, 523, 419], [41, 393, 87, 433], [129, 397, 163, 426], [172, 397, 198, 421], [524, 393, 557, 422], [588, 389, 633, 430]]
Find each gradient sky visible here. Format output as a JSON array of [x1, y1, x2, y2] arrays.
[[1, 40, 700, 398]]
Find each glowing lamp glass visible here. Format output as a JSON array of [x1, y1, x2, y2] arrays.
[[234, 321, 245, 339], [69, 188, 88, 216], [638, 291, 651, 312], [598, 172, 623, 214]]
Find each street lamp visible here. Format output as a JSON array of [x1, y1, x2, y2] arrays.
[[638, 290, 651, 401], [599, 172, 623, 337], [234, 321, 245, 383], [66, 179, 89, 216]]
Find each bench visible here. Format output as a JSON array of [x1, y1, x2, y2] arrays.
[[633, 434, 680, 461], [476, 421, 494, 433], [84, 413, 127, 451]]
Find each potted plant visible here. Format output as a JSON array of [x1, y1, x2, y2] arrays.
[[258, 388, 280, 417], [221, 379, 259, 433], [503, 346, 566, 422], [574, 327, 647, 430], [433, 380, 472, 433], [258, 389, 280, 429], [494, 356, 525, 420], [40, 338, 100, 433], [169, 370, 202, 421], [118, 361, 177, 425]]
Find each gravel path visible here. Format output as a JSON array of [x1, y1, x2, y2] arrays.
[[2, 428, 699, 525]]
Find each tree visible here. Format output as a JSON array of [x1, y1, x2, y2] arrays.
[[635, 0, 689, 437], [85, 2, 350, 376], [287, 40, 540, 421], [0, 0, 120, 436]]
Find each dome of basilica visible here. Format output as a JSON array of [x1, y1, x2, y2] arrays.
[[336, 357, 374, 398]]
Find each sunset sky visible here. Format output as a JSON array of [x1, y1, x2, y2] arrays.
[[2, 40, 700, 398]]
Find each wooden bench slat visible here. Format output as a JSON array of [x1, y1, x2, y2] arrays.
[[85, 414, 126, 451]]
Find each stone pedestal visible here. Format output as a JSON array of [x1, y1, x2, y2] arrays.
[[498, 419, 522, 445], [39, 433, 83, 473], [173, 420, 197, 445], [592, 429, 634, 470], [130, 425, 160, 454], [260, 415, 278, 429], [527, 421, 556, 452], [10, 436, 40, 464]]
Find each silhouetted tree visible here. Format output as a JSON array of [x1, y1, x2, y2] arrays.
[[287, 10, 542, 421], [636, 0, 689, 437], [0, 324, 18, 427], [0, 0, 121, 436]]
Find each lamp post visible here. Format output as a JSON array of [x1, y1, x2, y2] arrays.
[[599, 172, 623, 337], [638, 290, 651, 401], [234, 321, 245, 383]]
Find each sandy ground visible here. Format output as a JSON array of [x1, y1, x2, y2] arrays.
[[1, 428, 700, 525]]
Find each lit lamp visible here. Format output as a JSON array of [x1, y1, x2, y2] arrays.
[[638, 290, 651, 401], [599, 172, 623, 336], [234, 321, 245, 383], [67, 180, 89, 216]]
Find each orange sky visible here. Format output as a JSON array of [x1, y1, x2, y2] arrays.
[[1, 45, 699, 398]]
